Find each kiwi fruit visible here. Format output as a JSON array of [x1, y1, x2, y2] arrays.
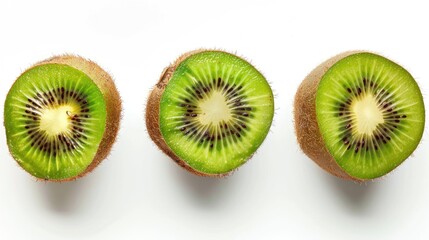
[[4, 55, 121, 181], [146, 49, 274, 177], [294, 51, 425, 181]]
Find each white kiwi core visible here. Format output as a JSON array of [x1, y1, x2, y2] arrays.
[[197, 90, 231, 125], [351, 94, 384, 135], [39, 105, 77, 136]]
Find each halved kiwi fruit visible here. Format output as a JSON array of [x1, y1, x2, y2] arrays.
[[294, 51, 425, 181], [4, 55, 121, 181], [146, 49, 274, 177]]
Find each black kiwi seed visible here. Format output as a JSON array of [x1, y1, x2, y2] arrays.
[[20, 88, 91, 156], [331, 77, 412, 154], [174, 76, 255, 146]]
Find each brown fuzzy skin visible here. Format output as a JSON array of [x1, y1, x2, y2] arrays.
[[146, 49, 237, 177], [29, 55, 122, 182], [294, 51, 364, 181]]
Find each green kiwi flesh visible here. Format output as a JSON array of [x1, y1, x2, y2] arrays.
[[4, 56, 121, 181], [296, 52, 425, 180], [147, 50, 274, 176]]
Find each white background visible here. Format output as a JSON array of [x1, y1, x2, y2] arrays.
[[0, 0, 428, 239]]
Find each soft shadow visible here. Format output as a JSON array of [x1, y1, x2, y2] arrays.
[[323, 172, 379, 212], [35, 176, 98, 214], [174, 165, 239, 207]]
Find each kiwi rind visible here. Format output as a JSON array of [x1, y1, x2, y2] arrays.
[[294, 51, 425, 181], [294, 51, 359, 181], [4, 55, 122, 182], [146, 49, 272, 177]]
